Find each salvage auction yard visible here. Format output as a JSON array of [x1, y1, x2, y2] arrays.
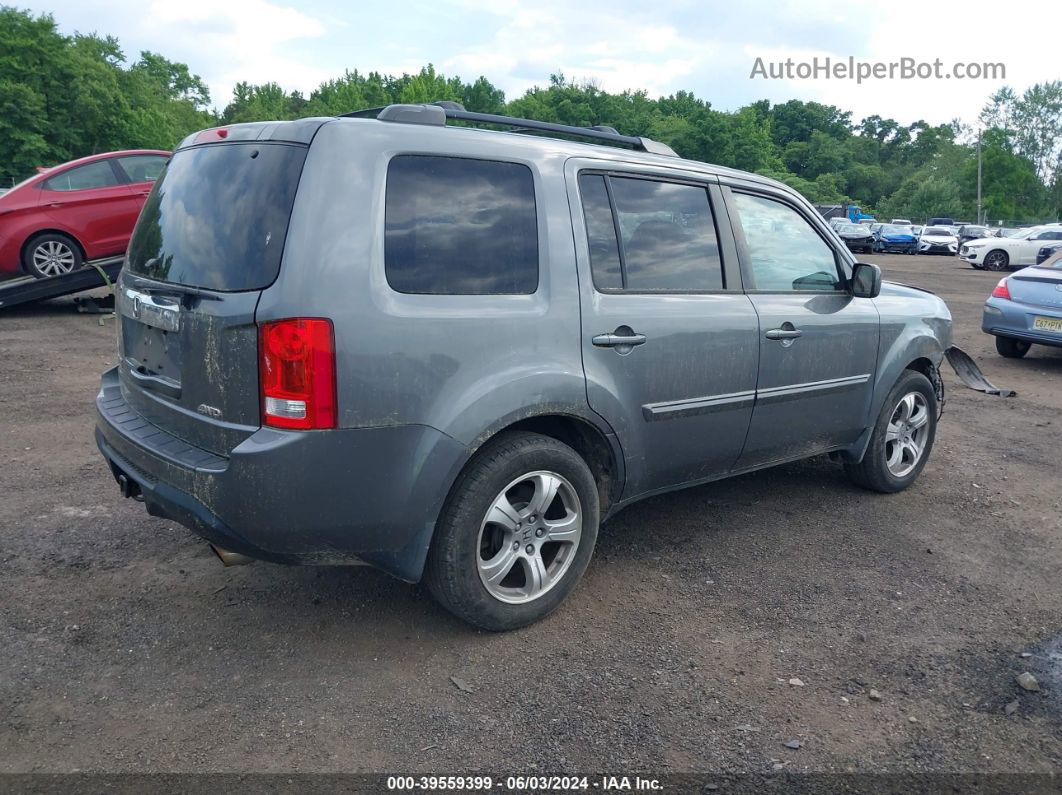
[[1, 253, 1060, 776]]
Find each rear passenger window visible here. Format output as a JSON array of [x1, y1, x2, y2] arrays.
[[578, 173, 723, 292], [385, 155, 538, 295]]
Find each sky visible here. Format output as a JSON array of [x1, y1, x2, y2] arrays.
[[28, 0, 1062, 128]]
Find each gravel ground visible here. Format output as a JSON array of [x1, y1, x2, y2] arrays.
[[0, 253, 1060, 778]]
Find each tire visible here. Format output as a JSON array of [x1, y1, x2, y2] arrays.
[[23, 233, 83, 279], [425, 431, 600, 631], [983, 249, 1009, 272], [995, 336, 1031, 358], [845, 370, 938, 494]]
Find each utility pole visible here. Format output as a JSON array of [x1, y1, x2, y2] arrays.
[[976, 129, 983, 225]]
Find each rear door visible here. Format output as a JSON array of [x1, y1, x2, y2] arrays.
[[112, 154, 170, 244], [39, 159, 139, 256], [567, 160, 760, 499], [724, 186, 880, 470], [117, 141, 309, 456]]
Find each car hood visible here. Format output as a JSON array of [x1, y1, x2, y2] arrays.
[[881, 280, 937, 298], [922, 235, 957, 243], [881, 233, 915, 240]]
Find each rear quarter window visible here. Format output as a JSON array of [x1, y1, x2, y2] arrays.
[[384, 155, 539, 295]]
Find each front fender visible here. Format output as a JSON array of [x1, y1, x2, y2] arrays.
[[869, 284, 952, 423]]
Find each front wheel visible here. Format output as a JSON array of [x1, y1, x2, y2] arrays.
[[425, 432, 599, 631], [983, 250, 1010, 272], [995, 336, 1031, 358], [845, 370, 938, 493], [23, 233, 83, 279]]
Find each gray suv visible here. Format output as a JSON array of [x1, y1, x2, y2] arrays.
[[95, 103, 952, 630]]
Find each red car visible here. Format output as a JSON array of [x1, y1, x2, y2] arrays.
[[0, 150, 170, 279]]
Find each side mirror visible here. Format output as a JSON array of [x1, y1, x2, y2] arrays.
[[851, 262, 882, 299]]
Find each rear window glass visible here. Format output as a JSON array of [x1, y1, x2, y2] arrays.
[[384, 155, 538, 295], [127, 143, 307, 291]]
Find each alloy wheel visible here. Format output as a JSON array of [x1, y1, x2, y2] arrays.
[[32, 241, 77, 277], [983, 251, 1008, 271], [885, 392, 930, 478], [476, 470, 583, 604]]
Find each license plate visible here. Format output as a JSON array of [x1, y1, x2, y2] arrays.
[[1033, 316, 1062, 333]]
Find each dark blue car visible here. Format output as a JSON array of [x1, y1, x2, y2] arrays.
[[874, 224, 917, 254], [982, 250, 1062, 357]]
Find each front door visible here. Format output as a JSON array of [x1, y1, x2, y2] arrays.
[[567, 163, 760, 499], [725, 188, 881, 470]]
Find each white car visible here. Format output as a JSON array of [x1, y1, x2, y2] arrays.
[[918, 226, 958, 255], [891, 218, 913, 226], [959, 226, 1062, 271]]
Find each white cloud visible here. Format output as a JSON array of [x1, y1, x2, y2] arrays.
[[142, 0, 329, 102], [439, 3, 709, 99], [29, 0, 1062, 125]]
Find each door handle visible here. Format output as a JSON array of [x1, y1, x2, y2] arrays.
[[765, 327, 802, 340], [593, 332, 647, 348], [48, 202, 62, 209]]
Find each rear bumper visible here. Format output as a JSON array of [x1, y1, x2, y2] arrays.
[[982, 299, 1062, 349], [95, 367, 469, 581]]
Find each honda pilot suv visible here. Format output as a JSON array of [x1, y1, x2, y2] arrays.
[[96, 103, 952, 630]]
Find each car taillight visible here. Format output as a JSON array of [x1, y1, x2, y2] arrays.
[[259, 318, 336, 430], [991, 278, 1011, 300], [194, 127, 229, 143]]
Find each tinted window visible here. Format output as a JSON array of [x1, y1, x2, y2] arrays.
[[127, 143, 307, 291], [116, 155, 169, 183], [578, 174, 723, 292], [578, 174, 622, 289], [734, 193, 843, 291], [385, 156, 538, 295], [44, 160, 119, 192]]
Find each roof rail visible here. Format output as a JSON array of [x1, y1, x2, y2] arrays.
[[339, 101, 678, 157]]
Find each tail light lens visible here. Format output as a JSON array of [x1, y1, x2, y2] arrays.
[[991, 278, 1011, 300], [259, 318, 336, 430]]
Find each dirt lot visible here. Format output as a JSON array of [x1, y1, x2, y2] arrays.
[[1, 253, 1060, 779]]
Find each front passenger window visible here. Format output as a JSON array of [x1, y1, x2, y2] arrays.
[[734, 193, 844, 291]]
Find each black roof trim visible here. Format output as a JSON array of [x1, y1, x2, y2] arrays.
[[340, 102, 678, 156]]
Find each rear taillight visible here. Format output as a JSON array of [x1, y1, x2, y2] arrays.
[[259, 318, 336, 430], [991, 278, 1011, 300]]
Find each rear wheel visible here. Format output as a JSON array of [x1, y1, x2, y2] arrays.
[[845, 370, 937, 494], [983, 250, 1009, 272], [995, 336, 1031, 358], [23, 233, 82, 279], [425, 432, 599, 631]]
